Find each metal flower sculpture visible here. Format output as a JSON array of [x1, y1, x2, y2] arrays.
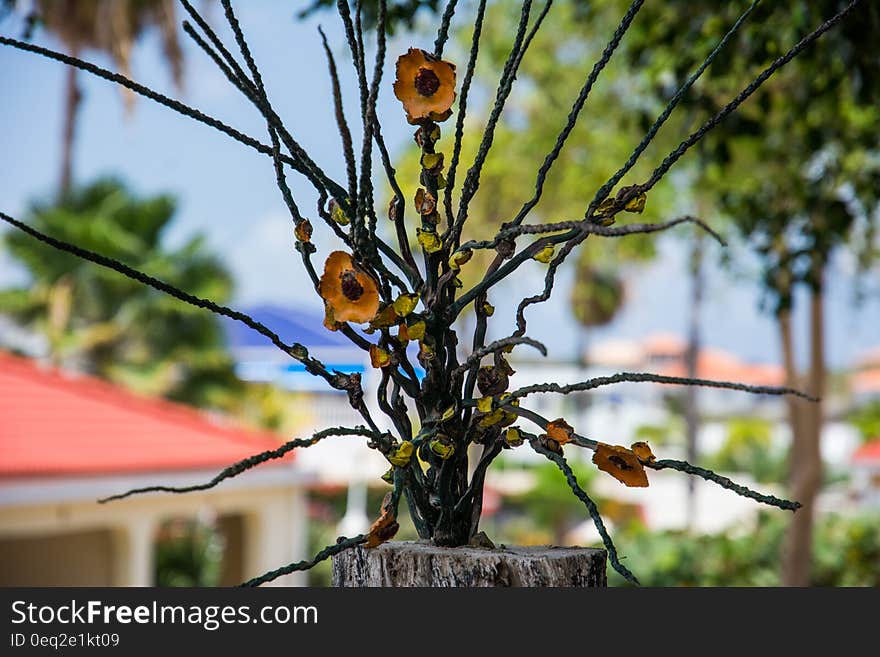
[[0, 0, 863, 585]]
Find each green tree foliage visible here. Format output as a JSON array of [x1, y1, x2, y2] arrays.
[[634, 419, 682, 448], [625, 0, 880, 309], [505, 460, 598, 544], [848, 401, 880, 444], [569, 263, 625, 330], [703, 417, 787, 484], [154, 518, 223, 587], [622, 0, 880, 586], [614, 0, 880, 319], [609, 512, 880, 587], [0, 178, 242, 410]]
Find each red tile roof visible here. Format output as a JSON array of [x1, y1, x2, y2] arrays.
[[657, 348, 785, 387], [853, 439, 880, 464], [0, 351, 290, 477], [643, 333, 686, 357], [852, 368, 880, 395]]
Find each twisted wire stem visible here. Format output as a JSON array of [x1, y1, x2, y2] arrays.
[[508, 0, 645, 228], [0, 35, 347, 202], [99, 427, 379, 503], [319, 25, 358, 206], [433, 0, 459, 57], [0, 211, 340, 385], [452, 336, 547, 377], [588, 0, 762, 214], [531, 439, 639, 585], [507, 371, 818, 403], [241, 535, 367, 587], [636, 0, 863, 201], [452, 0, 538, 239], [457, 215, 725, 257], [508, 405, 801, 513], [442, 0, 487, 239], [451, 0, 863, 328], [647, 459, 801, 512]]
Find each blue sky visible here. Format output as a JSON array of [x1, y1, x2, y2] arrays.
[[1, 2, 878, 370]]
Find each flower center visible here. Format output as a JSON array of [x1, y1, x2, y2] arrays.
[[414, 67, 441, 97], [340, 270, 364, 301]]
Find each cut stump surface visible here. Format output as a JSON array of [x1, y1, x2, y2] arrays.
[[332, 541, 607, 587]]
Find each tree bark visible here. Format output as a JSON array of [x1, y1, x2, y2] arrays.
[[59, 60, 81, 198], [684, 232, 704, 528], [332, 542, 607, 587], [777, 305, 804, 476], [781, 276, 825, 586]]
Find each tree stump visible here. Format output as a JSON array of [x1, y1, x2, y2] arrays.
[[332, 541, 607, 587]]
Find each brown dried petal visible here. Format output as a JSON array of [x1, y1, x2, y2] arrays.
[[593, 443, 649, 488], [546, 419, 574, 445]]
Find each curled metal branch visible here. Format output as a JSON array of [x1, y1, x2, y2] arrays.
[[99, 426, 379, 503]]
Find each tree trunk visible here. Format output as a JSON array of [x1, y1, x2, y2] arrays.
[[777, 307, 804, 484], [684, 232, 704, 528], [332, 542, 607, 587], [59, 60, 81, 198], [781, 276, 825, 586]]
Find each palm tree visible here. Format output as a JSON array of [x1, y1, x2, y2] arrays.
[[34, 0, 183, 197], [0, 178, 240, 411]]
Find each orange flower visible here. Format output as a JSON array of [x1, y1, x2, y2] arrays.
[[592, 443, 649, 488], [393, 48, 456, 124], [318, 251, 380, 324], [546, 418, 574, 445], [631, 441, 656, 463]]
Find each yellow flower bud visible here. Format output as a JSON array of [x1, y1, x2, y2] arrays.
[[430, 438, 455, 460], [329, 198, 350, 225], [417, 228, 443, 254], [415, 188, 437, 216], [624, 191, 647, 213], [441, 405, 457, 422], [369, 305, 399, 329], [406, 320, 426, 341], [418, 341, 435, 362], [420, 152, 444, 172], [369, 345, 392, 368], [631, 441, 656, 463], [505, 427, 523, 447], [387, 441, 414, 467], [533, 245, 555, 264], [595, 197, 616, 219], [479, 408, 505, 427], [392, 293, 419, 317], [448, 249, 473, 270]]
